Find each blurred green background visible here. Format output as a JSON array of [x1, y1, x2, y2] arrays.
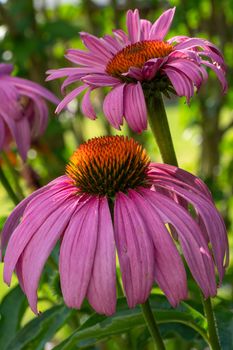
[[0, 0, 233, 349]]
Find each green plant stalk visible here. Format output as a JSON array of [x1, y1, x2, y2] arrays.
[[141, 300, 166, 350], [2, 152, 25, 199], [202, 296, 221, 350], [0, 166, 20, 205], [147, 91, 221, 350]]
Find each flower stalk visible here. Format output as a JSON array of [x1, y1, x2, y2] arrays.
[[0, 166, 20, 205], [141, 300, 166, 350], [202, 296, 221, 350], [146, 91, 221, 350]]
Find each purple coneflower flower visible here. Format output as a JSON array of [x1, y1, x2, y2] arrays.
[[1, 136, 228, 316], [0, 63, 59, 160], [46, 8, 227, 132]]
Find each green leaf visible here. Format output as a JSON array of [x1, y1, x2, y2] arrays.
[[216, 306, 233, 350], [53, 295, 208, 350], [5, 305, 71, 350], [0, 285, 27, 350]]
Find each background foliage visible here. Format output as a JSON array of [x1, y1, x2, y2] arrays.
[[0, 0, 232, 349]]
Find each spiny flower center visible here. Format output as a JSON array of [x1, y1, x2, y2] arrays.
[[106, 40, 173, 77], [66, 136, 150, 197]]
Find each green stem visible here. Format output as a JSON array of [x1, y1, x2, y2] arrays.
[[147, 92, 178, 166], [141, 300, 166, 350], [146, 91, 221, 350], [2, 152, 25, 199], [202, 296, 221, 350], [0, 166, 20, 205]]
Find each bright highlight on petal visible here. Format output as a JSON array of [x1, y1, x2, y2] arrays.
[[2, 136, 228, 316]]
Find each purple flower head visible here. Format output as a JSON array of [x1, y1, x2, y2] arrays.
[[0, 63, 59, 160], [1, 136, 229, 316], [46, 8, 227, 133]]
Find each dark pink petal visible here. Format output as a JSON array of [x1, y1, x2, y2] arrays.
[[87, 197, 116, 316], [124, 82, 147, 132], [61, 76, 86, 93], [55, 85, 87, 113], [140, 189, 217, 298], [129, 190, 187, 306], [103, 84, 125, 129], [126, 9, 140, 43], [82, 74, 120, 87], [14, 118, 31, 161], [81, 88, 96, 120], [140, 19, 152, 40], [8, 77, 59, 105], [0, 63, 13, 75], [142, 58, 165, 80], [114, 192, 155, 308], [80, 32, 113, 61], [149, 8, 176, 41], [59, 197, 99, 309], [0, 118, 5, 149], [18, 197, 78, 313], [201, 61, 227, 93], [123, 67, 143, 80]]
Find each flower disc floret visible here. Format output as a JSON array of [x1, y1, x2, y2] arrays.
[[66, 136, 150, 197], [106, 40, 173, 77]]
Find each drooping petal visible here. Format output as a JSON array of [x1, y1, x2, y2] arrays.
[[18, 196, 78, 313], [81, 88, 96, 120], [55, 85, 87, 113], [149, 8, 176, 41], [103, 84, 125, 129], [14, 118, 31, 161], [3, 179, 74, 284], [59, 197, 99, 309], [153, 181, 229, 282], [0, 117, 6, 149], [114, 192, 155, 308], [164, 67, 194, 101], [140, 189, 217, 298], [126, 9, 140, 43], [201, 61, 227, 93], [87, 197, 116, 316], [124, 82, 147, 132], [129, 189, 187, 306]]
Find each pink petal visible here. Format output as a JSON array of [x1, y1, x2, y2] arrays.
[[126, 9, 140, 43], [81, 88, 96, 120], [80, 32, 113, 61], [14, 118, 31, 161], [129, 190, 187, 306], [140, 189, 217, 298], [82, 74, 120, 87], [103, 84, 125, 129], [114, 192, 155, 308], [0, 118, 5, 149], [140, 19, 152, 40], [112, 29, 130, 45], [55, 85, 87, 113], [87, 197, 116, 316], [201, 60, 227, 93], [59, 197, 99, 309], [164, 67, 194, 101], [19, 197, 78, 313], [124, 82, 147, 132], [149, 8, 176, 41]]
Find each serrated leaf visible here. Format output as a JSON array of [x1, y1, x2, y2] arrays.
[[5, 305, 71, 350], [0, 285, 27, 350], [53, 295, 209, 350]]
